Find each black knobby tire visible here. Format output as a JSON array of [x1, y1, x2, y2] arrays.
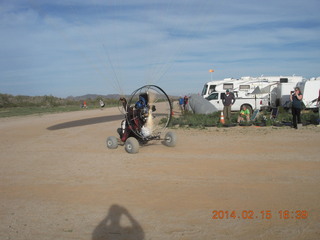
[[125, 137, 139, 154], [163, 131, 177, 147], [106, 136, 118, 149], [239, 122, 252, 127]]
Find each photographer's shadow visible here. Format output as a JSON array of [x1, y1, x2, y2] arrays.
[[92, 204, 145, 240]]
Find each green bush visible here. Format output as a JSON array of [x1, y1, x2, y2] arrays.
[[169, 109, 319, 128], [0, 93, 121, 109], [301, 111, 319, 125], [170, 112, 220, 128], [0, 93, 121, 117]]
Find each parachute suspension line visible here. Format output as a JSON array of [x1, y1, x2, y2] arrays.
[[144, 2, 169, 85], [28, 0, 121, 96], [84, 0, 124, 96], [143, 0, 187, 85], [101, 0, 127, 97], [88, 0, 126, 97], [143, 0, 177, 86], [140, 4, 174, 86], [66, 1, 123, 95], [148, 0, 213, 87], [73, 0, 130, 97], [102, 44, 125, 97]]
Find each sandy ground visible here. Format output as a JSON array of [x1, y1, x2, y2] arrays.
[[1, 105, 320, 240]]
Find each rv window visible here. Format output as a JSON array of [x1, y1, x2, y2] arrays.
[[206, 92, 219, 100], [280, 78, 288, 83], [239, 85, 250, 90], [223, 83, 233, 90]]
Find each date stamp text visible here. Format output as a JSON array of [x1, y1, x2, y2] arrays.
[[212, 210, 308, 220]]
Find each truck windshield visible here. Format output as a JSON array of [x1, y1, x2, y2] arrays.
[[201, 84, 208, 96]]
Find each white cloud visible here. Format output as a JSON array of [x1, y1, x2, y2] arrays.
[[0, 0, 319, 97]]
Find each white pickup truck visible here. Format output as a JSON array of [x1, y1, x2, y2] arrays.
[[205, 91, 269, 113]]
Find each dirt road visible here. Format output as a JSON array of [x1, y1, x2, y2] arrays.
[[1, 108, 319, 240]]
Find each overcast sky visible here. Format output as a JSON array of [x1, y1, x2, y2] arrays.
[[1, 0, 319, 97]]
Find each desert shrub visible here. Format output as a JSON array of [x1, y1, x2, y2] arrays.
[[0, 93, 121, 109], [170, 112, 220, 127], [301, 111, 319, 125], [168, 109, 319, 128]]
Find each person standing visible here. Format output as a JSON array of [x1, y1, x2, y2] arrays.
[[317, 89, 320, 126], [290, 87, 303, 129], [99, 99, 105, 109], [178, 96, 184, 113], [222, 89, 235, 122], [183, 95, 189, 112]]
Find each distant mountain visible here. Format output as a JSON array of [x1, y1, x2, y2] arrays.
[[66, 93, 179, 101], [66, 94, 126, 101]]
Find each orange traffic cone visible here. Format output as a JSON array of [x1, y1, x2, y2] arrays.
[[220, 111, 225, 124]]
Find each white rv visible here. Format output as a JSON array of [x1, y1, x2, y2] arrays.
[[296, 78, 320, 109], [202, 76, 305, 111], [201, 76, 303, 99], [270, 76, 304, 108]]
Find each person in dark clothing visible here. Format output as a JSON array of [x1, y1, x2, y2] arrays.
[[178, 96, 184, 113], [183, 95, 189, 111], [317, 89, 320, 126], [290, 87, 303, 129], [222, 89, 235, 122]]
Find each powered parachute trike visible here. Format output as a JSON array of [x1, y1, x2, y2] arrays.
[[106, 85, 177, 153]]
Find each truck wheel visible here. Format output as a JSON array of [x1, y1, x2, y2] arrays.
[[106, 136, 118, 149], [125, 137, 139, 154], [163, 131, 177, 147]]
